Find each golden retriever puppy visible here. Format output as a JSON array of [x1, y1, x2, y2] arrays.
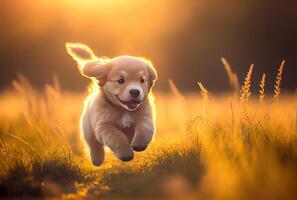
[[65, 43, 157, 166]]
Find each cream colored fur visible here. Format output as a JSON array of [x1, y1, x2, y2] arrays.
[[65, 43, 157, 166]]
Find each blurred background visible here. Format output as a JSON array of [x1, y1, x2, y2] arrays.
[[0, 0, 296, 92]]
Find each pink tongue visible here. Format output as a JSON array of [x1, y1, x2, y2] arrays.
[[127, 100, 139, 109]]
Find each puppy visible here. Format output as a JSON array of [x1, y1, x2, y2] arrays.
[[65, 43, 157, 166]]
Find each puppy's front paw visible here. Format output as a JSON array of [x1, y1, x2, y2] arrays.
[[116, 150, 134, 162], [131, 129, 154, 152], [91, 158, 104, 166], [131, 145, 147, 152], [119, 153, 134, 162]]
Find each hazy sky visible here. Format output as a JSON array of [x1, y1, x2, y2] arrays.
[[0, 0, 296, 93]]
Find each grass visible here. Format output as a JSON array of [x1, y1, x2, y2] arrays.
[[0, 59, 297, 199]]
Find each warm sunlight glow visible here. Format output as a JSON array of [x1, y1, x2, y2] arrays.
[[1, 0, 297, 199], [6, 0, 195, 43]]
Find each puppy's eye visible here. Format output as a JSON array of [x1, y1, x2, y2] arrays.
[[140, 78, 145, 83], [116, 78, 125, 84]]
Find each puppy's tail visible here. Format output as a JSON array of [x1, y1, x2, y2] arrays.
[[65, 43, 95, 62]]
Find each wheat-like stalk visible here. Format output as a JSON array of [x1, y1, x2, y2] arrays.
[[240, 64, 254, 119], [241, 64, 254, 102], [221, 57, 240, 94], [273, 60, 285, 102], [259, 73, 266, 103], [197, 82, 209, 118], [168, 79, 191, 119], [168, 79, 185, 101]]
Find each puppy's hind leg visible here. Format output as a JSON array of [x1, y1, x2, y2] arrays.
[[81, 116, 105, 166]]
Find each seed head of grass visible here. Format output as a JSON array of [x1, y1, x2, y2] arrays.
[[240, 64, 254, 121], [221, 57, 240, 94], [197, 82, 209, 118], [168, 78, 191, 120], [273, 60, 285, 102], [259, 73, 266, 103]]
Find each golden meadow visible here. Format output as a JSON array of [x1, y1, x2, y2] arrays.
[[0, 58, 296, 199]]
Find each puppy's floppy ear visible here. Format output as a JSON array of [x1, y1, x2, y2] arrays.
[[65, 43, 95, 62], [81, 60, 111, 86], [146, 62, 158, 88]]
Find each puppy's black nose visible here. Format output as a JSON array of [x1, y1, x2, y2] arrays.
[[129, 89, 140, 98]]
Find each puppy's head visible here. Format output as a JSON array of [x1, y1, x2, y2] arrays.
[[66, 43, 157, 111]]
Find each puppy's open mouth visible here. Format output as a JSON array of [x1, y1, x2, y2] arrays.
[[116, 96, 141, 110]]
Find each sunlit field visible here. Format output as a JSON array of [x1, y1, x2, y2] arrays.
[[0, 59, 296, 199]]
